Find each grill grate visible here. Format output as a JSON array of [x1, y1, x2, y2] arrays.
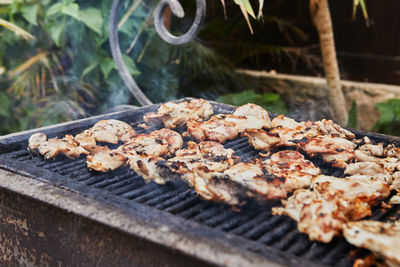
[[1, 101, 398, 266]]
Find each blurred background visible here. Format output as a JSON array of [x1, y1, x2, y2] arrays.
[[1, 0, 400, 135]]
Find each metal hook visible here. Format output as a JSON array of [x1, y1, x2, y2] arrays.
[[154, 0, 206, 45]]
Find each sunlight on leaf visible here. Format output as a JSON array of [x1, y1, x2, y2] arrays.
[[9, 52, 48, 77], [218, 0, 227, 20], [21, 4, 39, 26], [0, 18, 35, 40], [353, 0, 369, 26], [78, 8, 103, 34]]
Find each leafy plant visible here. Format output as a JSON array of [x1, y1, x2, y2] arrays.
[[373, 99, 400, 136], [347, 101, 357, 129], [217, 90, 288, 115]]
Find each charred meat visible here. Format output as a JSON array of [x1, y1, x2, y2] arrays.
[[143, 99, 213, 129]]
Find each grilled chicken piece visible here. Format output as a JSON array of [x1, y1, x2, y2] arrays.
[[28, 132, 47, 151], [87, 146, 127, 172], [118, 128, 183, 158], [187, 115, 239, 143], [272, 189, 347, 243], [75, 119, 135, 150], [228, 103, 271, 130], [167, 141, 235, 177], [116, 129, 183, 179], [345, 162, 393, 184], [245, 129, 281, 151], [30, 133, 89, 159], [143, 99, 214, 129], [389, 191, 400, 205], [247, 127, 355, 168], [187, 104, 271, 143], [186, 150, 320, 204], [273, 174, 390, 243], [86, 128, 183, 174], [129, 154, 174, 184], [312, 175, 390, 220], [343, 221, 400, 267], [261, 151, 321, 197]]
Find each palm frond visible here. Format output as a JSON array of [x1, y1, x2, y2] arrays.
[[0, 18, 35, 40]]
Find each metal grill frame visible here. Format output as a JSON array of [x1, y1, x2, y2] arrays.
[[1, 98, 400, 266]]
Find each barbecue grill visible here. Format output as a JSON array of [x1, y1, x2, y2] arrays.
[[1, 99, 400, 266]]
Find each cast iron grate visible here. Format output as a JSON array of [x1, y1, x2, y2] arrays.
[[1, 100, 399, 266]]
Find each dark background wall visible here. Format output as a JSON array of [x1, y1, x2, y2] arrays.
[[331, 0, 400, 85]]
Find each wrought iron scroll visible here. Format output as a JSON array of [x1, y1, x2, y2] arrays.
[[109, 0, 206, 106], [154, 0, 206, 45]]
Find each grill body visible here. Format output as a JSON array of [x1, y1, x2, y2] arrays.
[[1, 99, 400, 266]]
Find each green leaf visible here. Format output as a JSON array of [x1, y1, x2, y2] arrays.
[[46, 3, 63, 18], [61, 3, 80, 21], [122, 55, 140, 76], [233, 0, 255, 18], [217, 90, 287, 115], [100, 58, 115, 79], [347, 101, 357, 129], [49, 19, 65, 46], [0, 92, 10, 117], [78, 8, 103, 34], [81, 58, 100, 78], [21, 4, 39, 26], [373, 99, 400, 136]]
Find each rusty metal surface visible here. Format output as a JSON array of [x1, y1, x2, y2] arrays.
[[0, 171, 215, 266], [0, 169, 287, 267]]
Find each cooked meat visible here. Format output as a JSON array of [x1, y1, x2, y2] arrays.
[[187, 104, 271, 143], [143, 99, 214, 129], [273, 174, 390, 243], [345, 162, 393, 184], [312, 175, 390, 220], [384, 144, 400, 158], [245, 129, 281, 151], [75, 129, 97, 151], [87, 146, 127, 172], [163, 141, 240, 202], [190, 151, 321, 203], [92, 119, 136, 143], [34, 134, 89, 159], [321, 152, 355, 169], [272, 189, 347, 243], [187, 115, 239, 143], [74, 119, 135, 151], [271, 115, 299, 129], [389, 191, 400, 205], [129, 154, 175, 184], [185, 168, 248, 205], [343, 221, 400, 267], [227, 103, 271, 131], [167, 141, 235, 178], [296, 136, 355, 168], [28, 132, 47, 151], [310, 119, 355, 139], [118, 128, 183, 158], [261, 151, 321, 196], [246, 116, 356, 167], [358, 143, 385, 157], [222, 162, 288, 200], [270, 115, 355, 140]]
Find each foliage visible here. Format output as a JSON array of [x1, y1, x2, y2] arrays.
[[217, 90, 288, 115], [0, 0, 329, 135], [347, 101, 357, 129], [373, 99, 400, 136]]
